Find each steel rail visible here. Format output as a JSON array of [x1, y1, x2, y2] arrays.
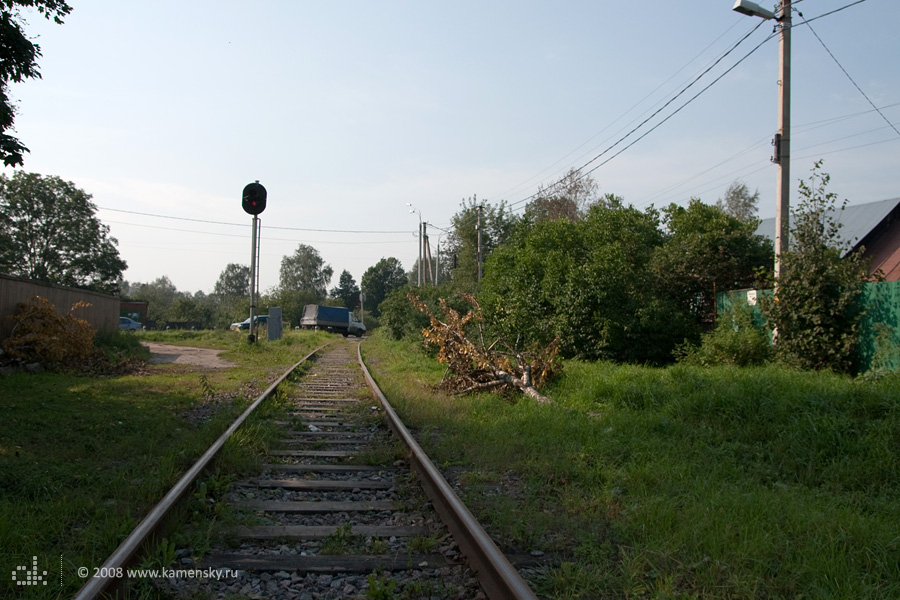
[[356, 343, 538, 600], [74, 343, 330, 600]]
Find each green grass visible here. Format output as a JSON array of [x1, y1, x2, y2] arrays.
[[0, 329, 334, 599], [361, 331, 900, 599]]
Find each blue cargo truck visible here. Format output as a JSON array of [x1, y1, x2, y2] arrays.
[[299, 305, 366, 337]]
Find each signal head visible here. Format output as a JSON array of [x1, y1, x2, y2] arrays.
[[242, 181, 267, 215]]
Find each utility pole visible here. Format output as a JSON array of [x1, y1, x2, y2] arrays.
[[407, 203, 423, 287], [476, 205, 483, 282], [774, 0, 791, 281], [422, 221, 432, 285], [733, 0, 790, 280], [418, 220, 423, 287]]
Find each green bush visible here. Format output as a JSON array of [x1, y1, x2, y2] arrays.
[[759, 162, 872, 373], [94, 328, 151, 362], [677, 303, 771, 367], [378, 284, 470, 341], [378, 287, 424, 340]]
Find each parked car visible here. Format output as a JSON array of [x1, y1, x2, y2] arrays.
[[230, 315, 268, 331], [119, 316, 142, 331]]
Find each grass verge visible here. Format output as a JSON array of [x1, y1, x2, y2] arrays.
[[361, 331, 900, 599], [0, 329, 332, 599]]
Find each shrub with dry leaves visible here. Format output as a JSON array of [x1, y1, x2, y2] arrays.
[[410, 292, 558, 403], [2, 296, 95, 364]]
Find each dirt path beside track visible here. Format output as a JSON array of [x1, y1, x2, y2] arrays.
[[142, 342, 234, 369]]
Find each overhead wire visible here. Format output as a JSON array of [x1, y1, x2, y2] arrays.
[[487, 19, 748, 203], [576, 32, 777, 180], [794, 135, 900, 162], [572, 24, 769, 176], [98, 206, 411, 234], [634, 100, 900, 207], [801, 10, 900, 139], [503, 0, 880, 215], [796, 0, 868, 25], [632, 0, 894, 208], [636, 134, 772, 206], [506, 20, 771, 211], [103, 220, 411, 245]]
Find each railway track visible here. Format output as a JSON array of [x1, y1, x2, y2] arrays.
[[75, 339, 538, 600]]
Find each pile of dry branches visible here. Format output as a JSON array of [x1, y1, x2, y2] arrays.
[[409, 292, 558, 403], [2, 296, 95, 364]]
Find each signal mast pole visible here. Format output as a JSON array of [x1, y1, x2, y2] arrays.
[[249, 215, 258, 341], [242, 181, 267, 343]]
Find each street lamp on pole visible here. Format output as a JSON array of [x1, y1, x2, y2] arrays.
[[733, 0, 791, 281], [406, 203, 423, 287]]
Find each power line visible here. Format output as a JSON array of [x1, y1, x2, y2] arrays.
[[104, 219, 411, 245], [486, 19, 749, 204], [636, 134, 772, 206], [636, 118, 900, 209], [574, 24, 768, 175], [796, 0, 869, 25], [504, 0, 878, 214], [576, 32, 777, 181], [507, 21, 771, 211], [793, 101, 900, 135], [794, 135, 900, 162], [98, 206, 411, 234], [801, 13, 900, 139]]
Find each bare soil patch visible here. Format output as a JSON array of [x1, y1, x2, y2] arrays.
[[142, 342, 234, 370]]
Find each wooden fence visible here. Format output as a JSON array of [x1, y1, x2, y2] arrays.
[[0, 274, 119, 341]]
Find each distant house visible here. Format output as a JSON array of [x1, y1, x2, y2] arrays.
[[756, 197, 900, 281]]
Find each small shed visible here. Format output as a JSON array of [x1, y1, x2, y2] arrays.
[[120, 301, 149, 325]]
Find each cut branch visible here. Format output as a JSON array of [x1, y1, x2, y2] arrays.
[[409, 292, 558, 403]]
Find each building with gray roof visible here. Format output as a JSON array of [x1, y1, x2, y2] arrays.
[[755, 197, 900, 281]]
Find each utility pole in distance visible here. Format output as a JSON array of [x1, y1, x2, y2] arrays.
[[407, 203, 422, 286], [476, 204, 483, 282]]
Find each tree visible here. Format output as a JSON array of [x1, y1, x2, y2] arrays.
[[278, 244, 333, 300], [759, 161, 873, 373], [169, 292, 212, 326], [480, 200, 690, 363], [0, 171, 126, 292], [524, 168, 600, 223], [445, 196, 518, 290], [361, 257, 406, 316], [0, 1, 72, 166], [130, 276, 178, 324], [716, 180, 760, 224], [330, 269, 360, 310], [214, 263, 250, 297], [652, 199, 772, 329], [270, 287, 319, 329]]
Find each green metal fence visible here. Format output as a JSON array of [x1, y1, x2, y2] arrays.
[[858, 281, 900, 371], [717, 281, 900, 372]]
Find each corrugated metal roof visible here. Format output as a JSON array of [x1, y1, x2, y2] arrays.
[[755, 197, 900, 256]]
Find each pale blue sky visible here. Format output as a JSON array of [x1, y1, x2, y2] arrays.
[[6, 0, 899, 294]]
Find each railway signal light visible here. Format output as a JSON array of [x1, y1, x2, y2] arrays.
[[242, 181, 267, 215]]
